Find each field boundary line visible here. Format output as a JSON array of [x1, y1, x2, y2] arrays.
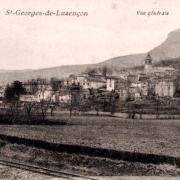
[[0, 134, 179, 167]]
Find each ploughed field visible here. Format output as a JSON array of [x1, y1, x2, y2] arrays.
[[0, 115, 180, 157]]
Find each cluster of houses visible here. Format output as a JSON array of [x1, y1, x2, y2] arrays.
[[106, 53, 178, 100], [0, 53, 179, 105], [74, 53, 179, 101]]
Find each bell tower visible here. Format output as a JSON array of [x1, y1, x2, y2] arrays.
[[144, 53, 152, 74]]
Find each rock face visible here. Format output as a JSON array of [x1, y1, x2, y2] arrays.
[[99, 29, 180, 69], [1, 28, 180, 84], [150, 29, 180, 61]]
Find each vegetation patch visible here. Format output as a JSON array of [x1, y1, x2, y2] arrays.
[[1, 143, 180, 176]]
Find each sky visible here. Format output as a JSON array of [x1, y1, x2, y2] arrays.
[[0, 0, 180, 70]]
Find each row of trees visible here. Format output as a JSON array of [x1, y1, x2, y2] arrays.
[[2, 79, 177, 121], [1, 80, 120, 123], [2, 81, 54, 122], [126, 95, 177, 119]]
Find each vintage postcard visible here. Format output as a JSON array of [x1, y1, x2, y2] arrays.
[[0, 0, 179, 179]]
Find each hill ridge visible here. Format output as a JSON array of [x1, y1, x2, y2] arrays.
[[1, 28, 180, 84]]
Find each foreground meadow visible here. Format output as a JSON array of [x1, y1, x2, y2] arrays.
[[0, 115, 180, 157]]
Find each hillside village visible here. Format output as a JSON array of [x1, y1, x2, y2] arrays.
[[0, 52, 180, 116], [3, 2, 180, 177], [24, 54, 180, 99]]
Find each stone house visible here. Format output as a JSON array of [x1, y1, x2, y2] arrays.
[[155, 77, 177, 97], [77, 73, 106, 89], [106, 76, 129, 100], [19, 94, 39, 102], [37, 85, 53, 101]]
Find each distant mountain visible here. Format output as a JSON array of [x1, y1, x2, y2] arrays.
[[1, 28, 180, 84], [0, 65, 89, 85], [96, 29, 180, 71], [95, 53, 146, 72], [150, 29, 180, 61]]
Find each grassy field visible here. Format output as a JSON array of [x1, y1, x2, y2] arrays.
[[0, 115, 180, 157]]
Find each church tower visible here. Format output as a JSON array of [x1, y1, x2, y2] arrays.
[[144, 53, 153, 74]]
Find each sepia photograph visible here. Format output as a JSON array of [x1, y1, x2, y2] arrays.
[[0, 0, 180, 179]]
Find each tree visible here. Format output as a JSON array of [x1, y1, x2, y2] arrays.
[[79, 98, 91, 114], [12, 81, 26, 99], [89, 90, 102, 116], [29, 80, 38, 94], [4, 81, 26, 102], [49, 103, 57, 116], [109, 91, 119, 115], [4, 81, 25, 122], [50, 78, 62, 92], [68, 84, 82, 117], [23, 101, 36, 120], [85, 67, 98, 76], [4, 84, 15, 102], [92, 96, 101, 116], [101, 66, 112, 77], [37, 99, 51, 121], [6, 101, 20, 117], [154, 95, 166, 119]]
